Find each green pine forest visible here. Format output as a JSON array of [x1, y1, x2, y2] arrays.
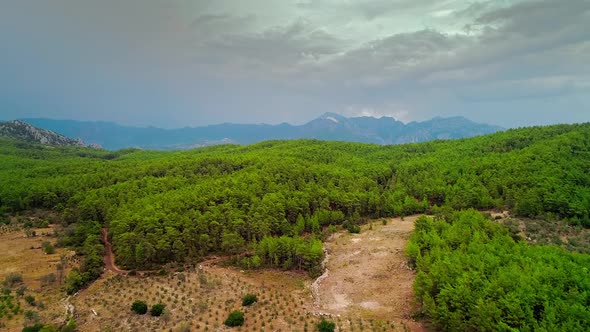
[[1, 123, 590, 330]]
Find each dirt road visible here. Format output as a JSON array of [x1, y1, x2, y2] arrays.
[[101, 228, 128, 275]]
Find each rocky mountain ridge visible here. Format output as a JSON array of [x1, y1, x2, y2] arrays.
[[0, 120, 98, 148]]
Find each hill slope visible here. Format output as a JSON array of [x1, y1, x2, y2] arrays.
[[1, 122, 588, 268]]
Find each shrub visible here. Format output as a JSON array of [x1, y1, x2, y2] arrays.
[[242, 294, 258, 306], [317, 319, 336, 332], [35, 220, 50, 228], [150, 303, 165, 316], [38, 324, 58, 332], [16, 285, 27, 296], [24, 310, 40, 324], [343, 220, 360, 234], [224, 310, 244, 327], [64, 270, 83, 295], [347, 224, 361, 234], [0, 216, 9, 225], [41, 242, 55, 255], [3, 272, 23, 287], [22, 323, 44, 332], [25, 295, 36, 306], [131, 301, 148, 315], [60, 318, 76, 332]]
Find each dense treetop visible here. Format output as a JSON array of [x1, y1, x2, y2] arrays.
[[408, 210, 590, 331]]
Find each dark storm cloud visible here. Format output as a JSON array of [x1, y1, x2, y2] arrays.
[[195, 18, 345, 75], [1, 0, 589, 127]]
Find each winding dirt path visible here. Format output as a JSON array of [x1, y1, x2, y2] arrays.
[[101, 228, 128, 275]]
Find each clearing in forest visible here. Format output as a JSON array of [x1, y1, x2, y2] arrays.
[[313, 215, 426, 331]]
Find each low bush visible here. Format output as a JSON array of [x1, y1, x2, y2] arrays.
[[131, 301, 148, 315], [150, 303, 165, 317], [347, 224, 360, 234], [317, 319, 335, 332], [241, 294, 257, 306], [38, 324, 58, 332], [60, 318, 76, 332], [41, 242, 55, 255], [3, 272, 23, 288], [224, 310, 244, 327], [25, 295, 36, 306], [21, 323, 44, 332]]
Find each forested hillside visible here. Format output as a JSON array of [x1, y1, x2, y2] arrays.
[[1, 123, 589, 295], [407, 210, 590, 331]]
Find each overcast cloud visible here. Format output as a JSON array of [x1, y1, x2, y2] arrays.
[[0, 0, 589, 128]]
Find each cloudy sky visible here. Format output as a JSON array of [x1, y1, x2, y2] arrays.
[[1, 0, 589, 128]]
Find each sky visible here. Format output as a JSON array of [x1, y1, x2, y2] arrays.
[[0, 0, 589, 128]]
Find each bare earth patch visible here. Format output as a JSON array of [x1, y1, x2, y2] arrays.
[[314, 216, 426, 331], [0, 226, 73, 331], [71, 263, 316, 332], [1, 215, 426, 331]]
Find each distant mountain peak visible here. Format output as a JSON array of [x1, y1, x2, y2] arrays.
[[0, 120, 88, 147], [324, 116, 340, 124], [316, 112, 348, 122], [430, 115, 470, 122]]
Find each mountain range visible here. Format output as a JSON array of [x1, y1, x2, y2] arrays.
[[4, 113, 503, 150]]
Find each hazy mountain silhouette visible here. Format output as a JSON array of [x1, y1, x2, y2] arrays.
[[19, 113, 503, 150]]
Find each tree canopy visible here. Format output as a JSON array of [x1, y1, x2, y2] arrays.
[[0, 123, 589, 273], [408, 210, 590, 331]]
